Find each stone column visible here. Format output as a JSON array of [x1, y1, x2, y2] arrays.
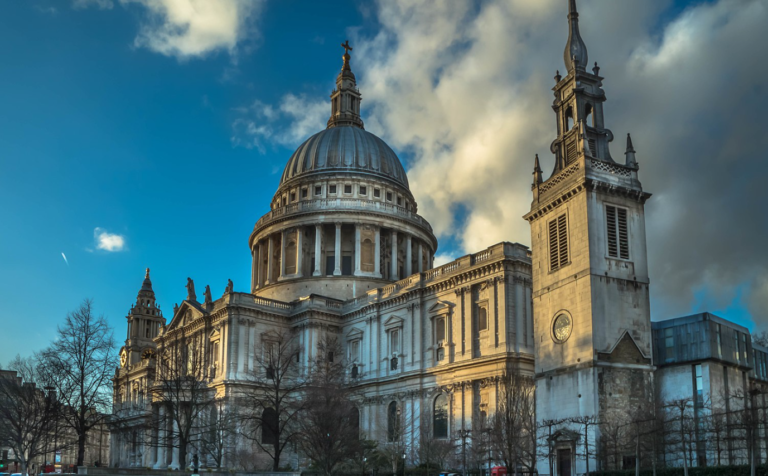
[[390, 230, 398, 281], [417, 242, 423, 273], [170, 416, 180, 470], [374, 227, 381, 278], [333, 222, 342, 276], [251, 245, 258, 292], [153, 406, 165, 469], [313, 224, 322, 276], [258, 242, 265, 287], [296, 227, 304, 278], [265, 236, 274, 285], [279, 230, 287, 279], [405, 235, 412, 276], [354, 223, 362, 275]]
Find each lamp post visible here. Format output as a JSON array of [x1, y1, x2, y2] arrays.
[[401, 452, 406, 476]]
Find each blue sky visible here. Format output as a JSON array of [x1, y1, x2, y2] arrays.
[[1, 0, 765, 364]]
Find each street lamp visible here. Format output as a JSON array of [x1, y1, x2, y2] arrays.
[[402, 453, 406, 476]]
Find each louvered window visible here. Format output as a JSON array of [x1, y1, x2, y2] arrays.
[[548, 214, 569, 271], [588, 139, 597, 157], [606, 205, 629, 259], [566, 138, 578, 165]]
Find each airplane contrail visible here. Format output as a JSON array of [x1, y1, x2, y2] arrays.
[[62, 252, 69, 266]]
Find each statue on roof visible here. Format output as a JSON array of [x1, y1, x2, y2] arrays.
[[204, 285, 212, 305], [226, 279, 234, 294], [186, 278, 196, 302]]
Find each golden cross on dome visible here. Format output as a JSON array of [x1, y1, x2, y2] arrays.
[[341, 40, 353, 55]]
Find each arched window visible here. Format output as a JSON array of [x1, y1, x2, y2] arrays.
[[434, 395, 449, 439], [585, 103, 594, 127], [388, 401, 400, 442], [261, 408, 278, 445], [349, 407, 360, 439], [565, 106, 574, 132], [361, 238, 375, 272]]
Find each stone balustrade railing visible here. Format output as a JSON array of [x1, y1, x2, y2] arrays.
[[253, 198, 434, 233]]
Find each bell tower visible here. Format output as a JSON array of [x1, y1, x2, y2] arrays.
[[327, 40, 364, 130], [122, 268, 166, 367], [523, 1, 654, 474]]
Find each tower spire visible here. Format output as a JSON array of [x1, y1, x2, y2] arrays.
[[564, 0, 588, 72], [327, 40, 364, 129], [625, 133, 638, 168], [533, 154, 543, 186]]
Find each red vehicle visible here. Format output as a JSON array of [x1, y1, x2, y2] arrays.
[[490, 467, 508, 476], [41, 463, 56, 474]]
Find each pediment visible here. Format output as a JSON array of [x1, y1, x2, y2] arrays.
[[598, 330, 650, 364], [167, 301, 205, 331], [428, 301, 453, 315], [383, 315, 404, 330], [209, 328, 221, 340], [346, 327, 364, 340]]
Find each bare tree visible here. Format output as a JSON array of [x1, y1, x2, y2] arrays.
[[240, 329, 305, 471], [297, 335, 361, 476], [599, 410, 630, 471], [664, 398, 695, 476], [150, 331, 215, 469], [569, 415, 598, 475], [199, 399, 238, 468], [417, 407, 455, 476], [537, 418, 567, 476], [0, 356, 66, 476], [492, 372, 536, 472], [37, 299, 117, 467], [379, 403, 411, 475]]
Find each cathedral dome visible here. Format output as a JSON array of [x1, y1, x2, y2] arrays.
[[279, 126, 409, 190]]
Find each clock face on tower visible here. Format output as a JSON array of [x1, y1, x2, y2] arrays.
[[120, 350, 127, 367], [552, 313, 573, 343]]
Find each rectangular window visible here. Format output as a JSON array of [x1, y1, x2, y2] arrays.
[[342, 255, 353, 275], [315, 185, 322, 196], [665, 328, 675, 362], [386, 191, 393, 202], [391, 329, 400, 355], [290, 192, 296, 202], [329, 184, 337, 194], [397, 196, 402, 206], [350, 340, 360, 362], [734, 330, 740, 363], [325, 255, 335, 276], [742, 334, 748, 364], [359, 186, 367, 196], [478, 306, 488, 331], [344, 184, 352, 194], [435, 317, 446, 343], [301, 188, 308, 199], [548, 214, 569, 271], [374, 188, 381, 198], [606, 205, 630, 259], [694, 364, 703, 405]]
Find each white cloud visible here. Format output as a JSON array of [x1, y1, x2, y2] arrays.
[[232, 94, 328, 151], [120, 0, 264, 59], [433, 253, 456, 268], [347, 0, 768, 324], [94, 228, 126, 252]]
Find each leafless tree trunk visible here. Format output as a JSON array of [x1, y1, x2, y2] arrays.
[[568, 415, 597, 475], [297, 335, 361, 476], [37, 299, 117, 467], [665, 398, 694, 476], [491, 372, 536, 472], [0, 356, 66, 476], [199, 399, 237, 468], [240, 329, 305, 471], [151, 330, 216, 469], [417, 408, 455, 476]]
